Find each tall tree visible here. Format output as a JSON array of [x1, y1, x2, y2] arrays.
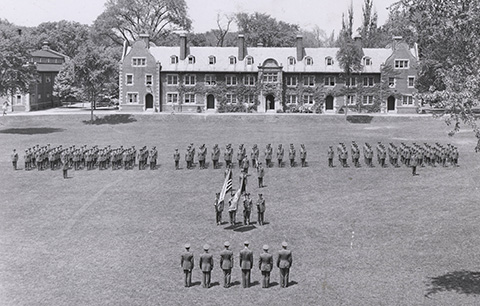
[[358, 0, 381, 47], [212, 13, 234, 47], [93, 0, 192, 46], [377, 2, 417, 48]]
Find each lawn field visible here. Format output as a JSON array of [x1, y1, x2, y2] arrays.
[[1, 113, 480, 306]]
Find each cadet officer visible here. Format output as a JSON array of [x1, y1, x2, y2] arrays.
[[24, 149, 30, 170], [224, 144, 233, 168], [251, 144, 259, 168], [327, 146, 334, 167], [243, 193, 253, 225], [239, 241, 254, 288], [265, 144, 273, 167], [149, 146, 157, 170], [288, 144, 296, 167], [299, 144, 307, 167], [411, 149, 418, 176], [211, 144, 220, 169], [199, 244, 214, 288], [214, 192, 224, 225], [259, 244, 273, 288], [228, 192, 237, 225], [174, 148, 180, 169], [452, 146, 459, 167], [62, 154, 69, 179], [180, 243, 194, 287], [11, 149, 18, 170], [257, 162, 265, 188], [276, 144, 284, 167], [198, 144, 207, 169], [220, 241, 234, 288], [277, 242, 293, 288], [185, 146, 192, 169], [237, 144, 245, 168], [257, 194, 266, 225]]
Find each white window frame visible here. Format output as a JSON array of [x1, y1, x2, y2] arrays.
[[362, 95, 374, 105], [127, 92, 139, 104], [244, 94, 256, 104], [170, 56, 178, 64], [205, 75, 216, 86], [145, 74, 153, 86], [208, 56, 216, 65], [126, 74, 134, 86], [346, 77, 356, 87], [394, 59, 409, 69], [324, 76, 335, 87], [246, 56, 254, 65], [346, 95, 356, 105], [187, 55, 195, 64], [226, 93, 237, 104], [302, 94, 314, 104], [132, 57, 146, 67], [408, 76, 415, 88], [167, 74, 178, 86], [184, 93, 196, 104], [244, 75, 256, 86], [364, 57, 372, 66], [225, 75, 237, 86], [325, 57, 334, 66], [388, 77, 396, 88], [166, 92, 179, 104], [263, 72, 278, 83], [286, 94, 298, 105], [229, 56, 237, 65], [305, 57, 314, 65], [286, 76, 297, 87], [184, 75, 196, 86], [288, 57, 296, 65], [402, 95, 414, 106], [303, 75, 315, 87], [363, 76, 374, 87]]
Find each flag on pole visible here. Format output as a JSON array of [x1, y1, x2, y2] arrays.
[[229, 178, 243, 212], [219, 169, 232, 204]]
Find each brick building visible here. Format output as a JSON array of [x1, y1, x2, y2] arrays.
[[119, 34, 419, 114]]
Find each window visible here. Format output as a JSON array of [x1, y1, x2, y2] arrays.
[[244, 75, 256, 86], [288, 57, 296, 65], [244, 94, 256, 104], [187, 55, 195, 64], [170, 56, 178, 64], [38, 94, 42, 100], [402, 95, 414, 105], [132, 57, 146, 66], [126, 74, 133, 85], [184, 93, 195, 104], [16, 95, 22, 105], [127, 93, 138, 103], [46, 93, 50, 98], [145, 75, 152, 86], [346, 77, 356, 87], [46, 76, 51, 83], [303, 75, 315, 87], [363, 77, 374, 87], [246, 56, 254, 65], [226, 93, 237, 103], [263, 72, 278, 83], [394, 60, 409, 69], [286, 76, 297, 87], [362, 95, 374, 105], [225, 76, 237, 86], [286, 94, 298, 104], [325, 57, 334, 66], [324, 77, 335, 87], [388, 77, 396, 88], [167, 93, 178, 104], [364, 57, 372, 66], [184, 75, 196, 86], [408, 76, 415, 88], [303, 94, 314, 104], [346, 95, 356, 105], [167, 75, 178, 85], [205, 75, 216, 86], [229, 56, 237, 65], [209, 56, 216, 65], [305, 57, 313, 65]]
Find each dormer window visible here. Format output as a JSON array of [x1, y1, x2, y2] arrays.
[[187, 55, 195, 64], [246, 56, 254, 65], [325, 57, 334, 66], [288, 57, 296, 65], [229, 56, 237, 65], [208, 56, 216, 65], [305, 57, 313, 65], [364, 57, 372, 66], [170, 56, 178, 64]]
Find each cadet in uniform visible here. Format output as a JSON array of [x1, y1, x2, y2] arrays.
[[299, 144, 307, 167], [265, 144, 273, 168], [257, 162, 265, 188], [243, 193, 253, 225], [185, 146, 192, 169], [228, 191, 237, 225], [242, 156, 249, 174], [214, 192, 224, 225], [257, 194, 266, 225], [277, 242, 293, 288], [258, 244, 273, 288], [237, 144, 245, 168], [174, 148, 180, 170], [211, 144, 220, 169], [327, 146, 334, 167], [180, 243, 194, 287], [220, 241, 234, 288], [149, 146, 157, 170], [239, 241, 254, 288], [11, 149, 18, 170], [288, 144, 296, 167], [198, 144, 207, 169], [251, 144, 259, 168], [224, 144, 233, 168], [199, 244, 214, 288], [276, 144, 284, 167]]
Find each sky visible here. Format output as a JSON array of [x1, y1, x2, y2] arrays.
[[0, 0, 398, 34]]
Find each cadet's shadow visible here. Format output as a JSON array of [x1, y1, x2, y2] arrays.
[[425, 270, 480, 297], [210, 281, 220, 287], [270, 281, 279, 287], [230, 280, 241, 287], [191, 281, 201, 287], [223, 222, 243, 230], [233, 225, 257, 232], [251, 280, 260, 287], [288, 280, 298, 287]]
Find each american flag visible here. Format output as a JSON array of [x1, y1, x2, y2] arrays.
[[219, 169, 232, 204]]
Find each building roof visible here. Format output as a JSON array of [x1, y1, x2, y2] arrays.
[[31, 49, 65, 59], [36, 64, 64, 72]]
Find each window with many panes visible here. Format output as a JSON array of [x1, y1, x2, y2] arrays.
[[167, 75, 178, 85], [225, 76, 237, 86], [229, 56, 237, 65], [226, 93, 237, 103], [346, 95, 356, 105], [402, 95, 413, 105], [246, 56, 254, 65], [286, 94, 298, 104], [363, 77, 374, 87], [394, 60, 409, 69], [145, 75, 152, 85], [184, 93, 195, 104], [244, 75, 255, 86], [388, 77, 395, 88], [362, 95, 374, 105], [303, 94, 314, 104], [364, 57, 372, 66], [263, 72, 278, 83], [244, 94, 256, 104], [288, 57, 296, 65], [303, 75, 315, 87], [209, 56, 216, 65], [286, 76, 297, 87], [205, 75, 216, 86], [167, 93, 178, 104], [184, 75, 196, 86], [127, 93, 138, 103], [324, 76, 335, 87], [126, 74, 133, 85], [187, 56, 195, 64], [305, 57, 313, 65], [132, 57, 146, 66], [408, 76, 415, 87], [170, 56, 178, 64], [325, 57, 334, 66], [346, 77, 356, 87]]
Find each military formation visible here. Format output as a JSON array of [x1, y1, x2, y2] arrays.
[[180, 241, 292, 289], [214, 192, 266, 226], [329, 141, 459, 175]]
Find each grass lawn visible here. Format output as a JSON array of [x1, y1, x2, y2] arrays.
[[0, 113, 480, 306]]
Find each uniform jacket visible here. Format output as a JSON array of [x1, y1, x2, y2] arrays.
[[277, 249, 292, 269], [239, 248, 253, 270], [215, 198, 224, 212], [199, 252, 214, 272], [257, 199, 266, 213], [259, 252, 273, 272], [220, 249, 234, 270], [181, 251, 194, 270]]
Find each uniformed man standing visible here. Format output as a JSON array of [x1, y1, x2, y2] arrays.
[[258, 244, 273, 288], [149, 146, 157, 170], [228, 192, 237, 225], [220, 241, 234, 288], [199, 244, 214, 288], [411, 149, 418, 176], [214, 192, 224, 225], [257, 194, 266, 225], [257, 162, 265, 188], [277, 242, 293, 288], [299, 144, 307, 167], [198, 144, 207, 169], [237, 144, 245, 168], [62, 154, 69, 179], [180, 243, 194, 287], [11, 149, 18, 170], [276, 144, 284, 167], [243, 193, 253, 225], [239, 241, 254, 288], [211, 144, 220, 169], [224, 144, 233, 168], [242, 156, 250, 174], [174, 148, 180, 170], [288, 144, 296, 167], [185, 146, 192, 169], [251, 144, 259, 168], [327, 146, 334, 167], [265, 144, 273, 168]]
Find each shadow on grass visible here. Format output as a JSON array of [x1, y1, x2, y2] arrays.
[[230, 281, 241, 287], [425, 270, 480, 297], [82, 114, 137, 125], [0, 127, 65, 135], [346, 115, 373, 124], [233, 225, 257, 232], [210, 281, 220, 287]]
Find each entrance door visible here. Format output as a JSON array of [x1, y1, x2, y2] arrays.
[[325, 95, 334, 111], [145, 94, 153, 109], [207, 94, 215, 109], [266, 95, 275, 111], [387, 96, 395, 111]]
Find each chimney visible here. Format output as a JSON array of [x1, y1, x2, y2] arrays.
[[296, 35, 304, 61], [180, 33, 187, 60], [392, 36, 403, 50], [238, 34, 246, 61], [42, 41, 50, 50], [139, 34, 150, 49], [17, 28, 22, 36]]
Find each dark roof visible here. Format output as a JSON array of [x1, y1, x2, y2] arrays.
[[31, 49, 64, 59], [36, 64, 63, 72]]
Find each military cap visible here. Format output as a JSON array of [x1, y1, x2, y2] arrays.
[[258, 193, 263, 196], [224, 241, 230, 247], [282, 241, 288, 247], [263, 244, 269, 250], [216, 192, 220, 196], [203, 244, 210, 250], [244, 240, 250, 245], [184, 243, 191, 249]]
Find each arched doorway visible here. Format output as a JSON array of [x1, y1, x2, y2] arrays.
[[325, 95, 334, 111], [206, 94, 215, 109], [266, 95, 275, 111], [145, 94, 153, 109], [387, 96, 395, 111]]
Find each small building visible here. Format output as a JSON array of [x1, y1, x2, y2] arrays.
[[119, 34, 419, 114]]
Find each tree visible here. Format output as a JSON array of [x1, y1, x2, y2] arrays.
[[377, 2, 417, 48], [93, 0, 192, 46], [53, 60, 79, 103], [235, 12, 300, 47], [211, 13, 234, 47], [358, 0, 381, 48]]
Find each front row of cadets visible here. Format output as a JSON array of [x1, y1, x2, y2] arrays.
[[176, 143, 307, 170], [181, 241, 292, 289], [214, 192, 266, 227]]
